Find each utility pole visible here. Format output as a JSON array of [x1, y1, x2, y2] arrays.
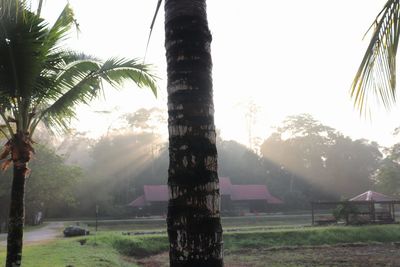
[[95, 205, 99, 232]]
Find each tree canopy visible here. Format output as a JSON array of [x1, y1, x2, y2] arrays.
[[0, 144, 82, 227], [261, 114, 382, 200]]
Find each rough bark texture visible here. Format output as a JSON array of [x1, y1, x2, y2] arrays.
[[165, 0, 223, 266], [6, 134, 31, 267]]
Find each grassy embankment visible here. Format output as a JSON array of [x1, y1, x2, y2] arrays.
[[1, 224, 400, 266]]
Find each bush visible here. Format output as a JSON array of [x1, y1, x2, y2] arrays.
[[332, 203, 358, 222]]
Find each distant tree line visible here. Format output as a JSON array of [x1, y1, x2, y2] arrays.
[[260, 114, 383, 208], [1, 112, 398, 223], [72, 112, 396, 215]]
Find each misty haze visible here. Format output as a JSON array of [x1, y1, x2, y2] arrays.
[[1, 0, 400, 267]]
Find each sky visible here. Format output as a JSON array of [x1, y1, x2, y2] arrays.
[[39, 0, 400, 148]]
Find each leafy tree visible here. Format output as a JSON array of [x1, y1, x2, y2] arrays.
[[373, 144, 400, 196], [124, 107, 167, 132], [164, 0, 223, 264], [261, 114, 337, 195], [54, 130, 95, 167], [25, 145, 82, 220], [325, 137, 381, 196], [0, 1, 157, 265], [0, 144, 81, 227], [218, 140, 266, 184], [85, 131, 163, 214], [261, 114, 382, 201], [55, 108, 167, 218], [374, 158, 400, 196]]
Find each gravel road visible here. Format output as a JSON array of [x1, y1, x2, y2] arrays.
[[0, 221, 64, 246]]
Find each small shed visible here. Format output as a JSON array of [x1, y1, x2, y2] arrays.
[[311, 191, 400, 225]]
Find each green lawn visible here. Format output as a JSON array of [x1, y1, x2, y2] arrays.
[[0, 238, 137, 267], [1, 224, 400, 266]]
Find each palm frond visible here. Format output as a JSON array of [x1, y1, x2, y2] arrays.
[[29, 5, 78, 106], [0, 0, 48, 99], [351, 0, 400, 114], [0, 1, 158, 136], [32, 64, 102, 132], [34, 56, 157, 133], [98, 57, 158, 96], [42, 4, 76, 53], [0, 124, 11, 139]]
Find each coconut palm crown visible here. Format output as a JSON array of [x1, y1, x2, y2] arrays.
[[351, 0, 400, 114], [0, 1, 157, 141], [0, 1, 157, 266]]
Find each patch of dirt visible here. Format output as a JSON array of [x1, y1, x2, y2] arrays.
[[224, 243, 400, 267], [135, 252, 169, 267], [135, 243, 400, 267]]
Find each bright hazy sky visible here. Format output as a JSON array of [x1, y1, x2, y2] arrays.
[[39, 0, 400, 147]]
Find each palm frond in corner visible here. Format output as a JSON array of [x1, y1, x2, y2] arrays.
[[351, 0, 400, 115]]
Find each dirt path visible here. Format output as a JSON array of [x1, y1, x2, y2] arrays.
[[223, 243, 400, 267], [0, 222, 64, 246]]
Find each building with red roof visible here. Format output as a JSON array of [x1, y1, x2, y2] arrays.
[[129, 177, 282, 215]]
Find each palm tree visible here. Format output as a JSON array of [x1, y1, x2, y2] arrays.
[[351, 0, 400, 114], [0, 1, 157, 266], [164, 0, 223, 266]]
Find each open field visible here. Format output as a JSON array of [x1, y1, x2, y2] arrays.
[[1, 224, 400, 266]]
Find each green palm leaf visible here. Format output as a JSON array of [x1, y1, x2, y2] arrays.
[[34, 56, 157, 133], [0, 1, 158, 136], [351, 0, 400, 114], [42, 4, 77, 53], [98, 57, 158, 95], [0, 0, 48, 99]]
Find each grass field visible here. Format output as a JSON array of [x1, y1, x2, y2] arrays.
[[1, 224, 400, 266], [0, 239, 135, 267]]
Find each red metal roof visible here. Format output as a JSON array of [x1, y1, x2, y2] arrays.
[[265, 191, 284, 204], [129, 195, 146, 207], [230, 185, 268, 200], [230, 185, 283, 203], [220, 177, 232, 195], [144, 185, 169, 201], [129, 177, 283, 207], [349, 190, 397, 202]]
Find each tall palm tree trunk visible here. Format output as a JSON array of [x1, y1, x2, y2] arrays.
[[165, 0, 223, 266], [6, 134, 31, 267]]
